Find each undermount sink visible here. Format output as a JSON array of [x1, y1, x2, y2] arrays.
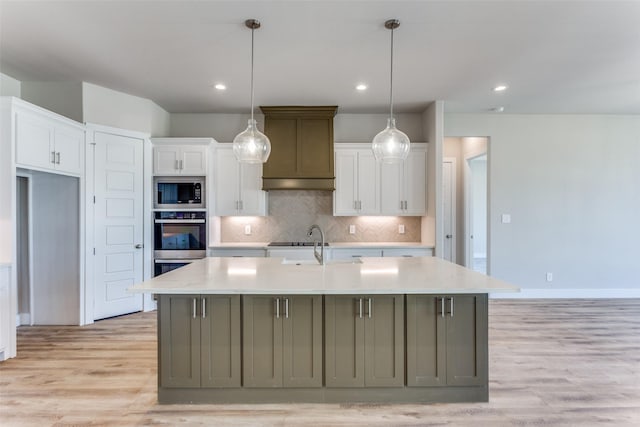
[[281, 258, 363, 266]]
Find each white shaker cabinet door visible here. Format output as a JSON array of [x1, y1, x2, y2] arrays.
[[214, 148, 241, 215], [380, 161, 404, 215], [334, 150, 359, 215], [239, 161, 266, 215], [15, 110, 55, 171], [356, 150, 380, 215], [54, 125, 84, 175], [403, 149, 427, 215], [180, 145, 208, 176], [153, 145, 181, 175]]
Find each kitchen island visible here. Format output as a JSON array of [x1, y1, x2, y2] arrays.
[[130, 256, 518, 404]]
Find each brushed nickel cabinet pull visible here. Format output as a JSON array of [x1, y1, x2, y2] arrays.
[[368, 298, 372, 318], [202, 298, 206, 319], [358, 298, 363, 319], [450, 297, 454, 318], [284, 298, 289, 319], [440, 297, 445, 318], [192, 298, 197, 319], [275, 297, 280, 319], [51, 151, 56, 164]]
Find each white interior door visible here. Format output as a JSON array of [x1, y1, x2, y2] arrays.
[[93, 130, 143, 320], [442, 159, 456, 262]]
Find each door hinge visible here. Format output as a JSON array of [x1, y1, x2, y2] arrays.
[[93, 196, 96, 204], [93, 248, 96, 255]]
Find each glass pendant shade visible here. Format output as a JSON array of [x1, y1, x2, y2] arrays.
[[233, 118, 271, 164], [372, 117, 410, 163]]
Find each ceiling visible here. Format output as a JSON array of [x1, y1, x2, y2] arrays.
[[1, 0, 639, 115]]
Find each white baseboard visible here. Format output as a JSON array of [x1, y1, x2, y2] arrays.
[[490, 288, 640, 299], [16, 312, 30, 326]]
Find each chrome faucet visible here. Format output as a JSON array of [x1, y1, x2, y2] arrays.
[[307, 224, 325, 265]]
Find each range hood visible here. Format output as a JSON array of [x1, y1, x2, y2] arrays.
[[261, 106, 338, 191]]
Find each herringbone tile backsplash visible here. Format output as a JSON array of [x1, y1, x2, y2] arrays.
[[220, 190, 421, 242]]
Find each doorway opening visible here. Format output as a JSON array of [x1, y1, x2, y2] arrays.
[[443, 137, 489, 274]]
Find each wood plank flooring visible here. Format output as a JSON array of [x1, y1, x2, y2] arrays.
[[1, 299, 639, 426]]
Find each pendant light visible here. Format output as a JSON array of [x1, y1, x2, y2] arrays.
[[372, 19, 410, 163], [233, 19, 271, 163]]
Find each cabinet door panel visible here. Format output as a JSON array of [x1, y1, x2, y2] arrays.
[[239, 161, 266, 215], [159, 295, 201, 388], [54, 125, 84, 175], [446, 294, 488, 386], [242, 296, 283, 387], [214, 148, 240, 215], [404, 149, 427, 215], [154, 146, 180, 175], [334, 150, 358, 215], [364, 295, 404, 387], [380, 161, 403, 215], [15, 111, 54, 170], [201, 295, 241, 388], [181, 146, 207, 175], [406, 295, 446, 386], [357, 151, 380, 214], [282, 296, 322, 387], [325, 295, 364, 387]]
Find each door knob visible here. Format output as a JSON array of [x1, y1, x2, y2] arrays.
[[135, 244, 143, 249], [445, 234, 452, 239]]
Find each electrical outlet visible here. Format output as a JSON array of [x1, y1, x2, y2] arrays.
[[244, 225, 251, 235], [546, 272, 553, 282], [349, 225, 356, 234], [399, 224, 405, 234]]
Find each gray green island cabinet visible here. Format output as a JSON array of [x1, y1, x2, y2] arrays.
[[130, 256, 518, 404]]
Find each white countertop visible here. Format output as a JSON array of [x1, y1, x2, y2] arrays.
[[130, 256, 518, 295]]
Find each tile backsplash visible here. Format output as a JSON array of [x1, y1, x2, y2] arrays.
[[220, 190, 421, 242]]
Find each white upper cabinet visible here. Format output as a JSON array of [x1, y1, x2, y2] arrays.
[[15, 106, 84, 176], [335, 143, 426, 216], [213, 145, 267, 216], [151, 138, 210, 176], [380, 145, 427, 216], [334, 147, 380, 216]]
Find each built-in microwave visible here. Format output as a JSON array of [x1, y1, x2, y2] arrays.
[[154, 176, 205, 209]]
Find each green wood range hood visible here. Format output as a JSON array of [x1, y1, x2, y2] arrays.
[[261, 106, 338, 191]]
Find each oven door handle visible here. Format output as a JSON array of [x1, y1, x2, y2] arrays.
[[154, 219, 205, 224]]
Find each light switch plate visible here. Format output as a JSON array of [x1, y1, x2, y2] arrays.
[[501, 214, 511, 224], [349, 225, 356, 234], [244, 225, 251, 235], [399, 224, 405, 234]]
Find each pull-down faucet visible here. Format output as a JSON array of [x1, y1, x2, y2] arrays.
[[307, 224, 325, 265]]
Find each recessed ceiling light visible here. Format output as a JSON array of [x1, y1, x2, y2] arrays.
[[214, 83, 226, 90], [356, 84, 368, 91], [493, 84, 508, 92]]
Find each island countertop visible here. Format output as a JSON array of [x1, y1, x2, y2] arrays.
[[130, 256, 519, 295]]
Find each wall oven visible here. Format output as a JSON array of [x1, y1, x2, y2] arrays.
[[153, 211, 206, 276], [154, 176, 205, 209]]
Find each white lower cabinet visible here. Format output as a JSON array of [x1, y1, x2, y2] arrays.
[[210, 248, 266, 257], [214, 146, 267, 216], [383, 248, 433, 257], [331, 248, 383, 259], [15, 104, 84, 175]]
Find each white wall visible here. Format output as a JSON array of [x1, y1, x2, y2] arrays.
[[21, 81, 83, 122], [445, 114, 640, 295], [0, 73, 21, 97], [170, 112, 425, 142], [422, 102, 443, 249], [82, 83, 170, 136]]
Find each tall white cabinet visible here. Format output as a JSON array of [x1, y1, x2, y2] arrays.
[[380, 146, 427, 215], [213, 145, 267, 216]]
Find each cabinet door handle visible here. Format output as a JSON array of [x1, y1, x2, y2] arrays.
[[450, 297, 454, 318], [239, 200, 243, 211], [192, 298, 197, 319], [358, 298, 363, 319], [51, 151, 56, 164], [202, 297, 206, 319], [368, 298, 372, 318], [275, 297, 280, 319], [440, 297, 445, 318], [56, 152, 61, 164], [284, 298, 289, 319]]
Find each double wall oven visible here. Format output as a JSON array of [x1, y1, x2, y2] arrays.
[[153, 177, 207, 276]]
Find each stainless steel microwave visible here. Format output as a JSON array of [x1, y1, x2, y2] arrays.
[[154, 176, 205, 209]]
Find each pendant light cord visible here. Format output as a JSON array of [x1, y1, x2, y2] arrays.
[[389, 25, 394, 120], [250, 26, 255, 123]]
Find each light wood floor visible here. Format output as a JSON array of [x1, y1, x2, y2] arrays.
[[1, 299, 639, 426]]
